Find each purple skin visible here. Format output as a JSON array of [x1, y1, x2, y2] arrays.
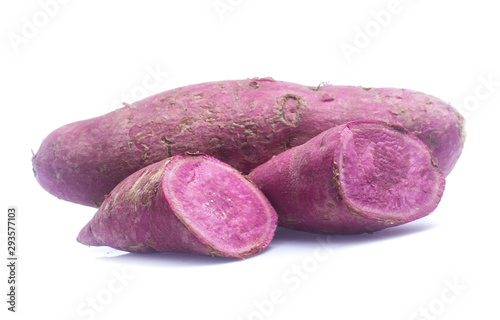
[[77, 153, 278, 259], [247, 121, 446, 234], [33, 77, 464, 207]]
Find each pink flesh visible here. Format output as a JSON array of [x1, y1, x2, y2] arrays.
[[338, 122, 444, 222], [163, 156, 275, 256]]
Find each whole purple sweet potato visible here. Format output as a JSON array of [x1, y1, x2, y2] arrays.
[[33, 77, 464, 207], [77, 153, 278, 258], [247, 121, 445, 234]]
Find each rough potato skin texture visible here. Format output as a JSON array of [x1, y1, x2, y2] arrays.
[[77, 153, 278, 259], [247, 121, 446, 234], [33, 77, 464, 207]]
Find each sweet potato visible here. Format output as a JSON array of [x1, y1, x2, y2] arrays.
[[247, 121, 445, 234], [77, 153, 278, 258], [33, 77, 464, 207]]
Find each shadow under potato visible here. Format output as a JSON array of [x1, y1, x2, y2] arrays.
[[272, 220, 437, 246], [96, 250, 241, 268], [93, 220, 436, 267]]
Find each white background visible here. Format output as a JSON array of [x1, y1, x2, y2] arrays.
[[1, 1, 499, 319]]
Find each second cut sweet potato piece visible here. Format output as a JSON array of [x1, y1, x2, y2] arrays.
[[247, 121, 445, 234]]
